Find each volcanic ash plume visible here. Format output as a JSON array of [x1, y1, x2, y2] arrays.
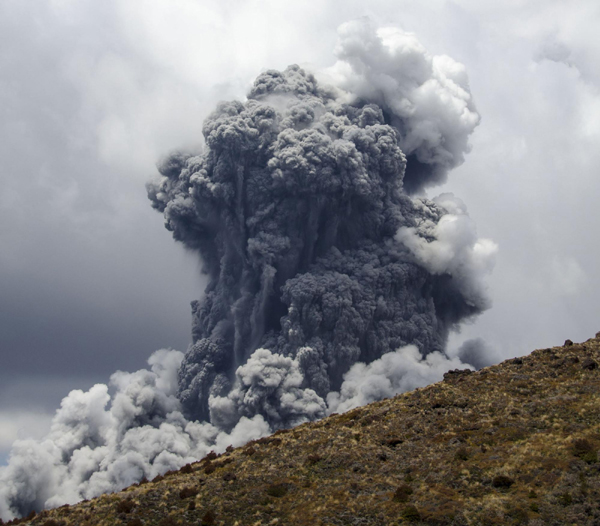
[[147, 19, 493, 429], [0, 20, 496, 520]]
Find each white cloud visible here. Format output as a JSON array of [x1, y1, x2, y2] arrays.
[[327, 345, 470, 414], [0, 413, 53, 453], [546, 256, 587, 297], [396, 193, 497, 308]]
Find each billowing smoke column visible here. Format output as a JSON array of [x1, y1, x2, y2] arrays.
[[147, 18, 491, 430], [0, 19, 496, 521]]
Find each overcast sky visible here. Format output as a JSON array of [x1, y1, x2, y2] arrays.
[[1, 0, 599, 463]]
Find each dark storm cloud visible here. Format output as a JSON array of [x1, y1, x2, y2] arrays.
[[0, 271, 193, 377], [0, 1, 204, 381]]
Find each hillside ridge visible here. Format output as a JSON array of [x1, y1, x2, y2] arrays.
[[5, 334, 600, 526]]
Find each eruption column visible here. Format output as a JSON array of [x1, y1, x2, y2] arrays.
[[148, 21, 490, 427]]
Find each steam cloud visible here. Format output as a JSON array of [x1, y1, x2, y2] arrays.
[[0, 350, 270, 519], [324, 18, 481, 193], [0, 19, 496, 520]]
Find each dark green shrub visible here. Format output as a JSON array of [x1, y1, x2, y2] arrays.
[[454, 447, 469, 461], [492, 475, 514, 489], [266, 484, 288, 498], [305, 454, 322, 465], [201, 510, 216, 525], [507, 428, 527, 442], [179, 486, 198, 499], [579, 471, 589, 494], [258, 437, 282, 446], [401, 505, 421, 522], [116, 499, 135, 513], [382, 437, 403, 448], [273, 428, 290, 436], [393, 484, 413, 503], [223, 471, 237, 482], [421, 503, 460, 525], [180, 463, 193, 474], [557, 493, 572, 506], [505, 506, 529, 524], [572, 438, 598, 464]]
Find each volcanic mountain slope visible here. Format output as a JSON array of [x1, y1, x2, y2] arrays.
[[8, 334, 600, 526]]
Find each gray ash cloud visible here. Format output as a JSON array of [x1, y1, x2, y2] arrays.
[[148, 23, 492, 428]]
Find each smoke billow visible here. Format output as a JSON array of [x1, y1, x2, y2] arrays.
[[324, 18, 481, 194], [0, 19, 496, 521], [327, 345, 468, 414], [454, 337, 499, 371], [0, 350, 270, 519]]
